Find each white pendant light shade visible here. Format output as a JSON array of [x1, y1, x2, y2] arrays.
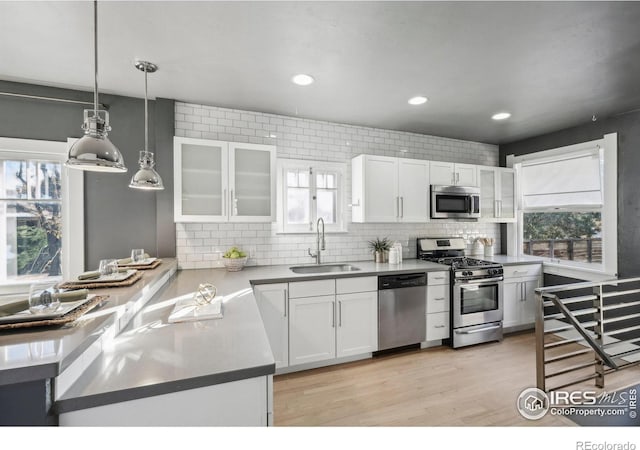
[[129, 60, 164, 190], [66, 0, 126, 173]]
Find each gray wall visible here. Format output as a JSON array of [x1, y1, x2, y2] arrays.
[[0, 80, 175, 270], [500, 110, 640, 278]]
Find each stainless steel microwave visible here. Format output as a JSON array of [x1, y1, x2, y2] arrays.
[[430, 185, 480, 219]]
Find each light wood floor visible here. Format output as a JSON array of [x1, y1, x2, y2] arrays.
[[274, 331, 640, 426]]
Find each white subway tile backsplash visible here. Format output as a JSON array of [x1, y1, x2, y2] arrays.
[[175, 101, 500, 269]]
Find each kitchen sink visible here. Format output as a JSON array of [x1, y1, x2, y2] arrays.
[[289, 264, 361, 274]]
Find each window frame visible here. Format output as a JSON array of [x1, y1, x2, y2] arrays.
[[506, 133, 617, 281], [276, 158, 347, 234], [0, 137, 84, 295]]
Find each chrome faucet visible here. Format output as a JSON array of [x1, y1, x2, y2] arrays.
[[308, 218, 325, 264]]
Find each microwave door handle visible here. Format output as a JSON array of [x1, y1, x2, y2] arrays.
[[466, 195, 472, 214]]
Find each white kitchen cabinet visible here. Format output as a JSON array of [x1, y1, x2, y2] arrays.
[[503, 264, 542, 329], [478, 165, 516, 222], [336, 291, 378, 358], [287, 276, 377, 367], [174, 137, 276, 222], [288, 295, 336, 366], [288, 279, 337, 366], [253, 283, 289, 370], [426, 272, 450, 341], [351, 154, 429, 223], [398, 158, 430, 222], [429, 161, 477, 187]]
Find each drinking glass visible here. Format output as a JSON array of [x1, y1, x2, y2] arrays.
[[99, 259, 118, 277], [131, 248, 145, 263], [28, 281, 61, 314]]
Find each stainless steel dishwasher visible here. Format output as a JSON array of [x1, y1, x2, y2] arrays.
[[378, 273, 427, 351]]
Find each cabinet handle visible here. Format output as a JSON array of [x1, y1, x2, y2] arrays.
[[396, 196, 399, 218], [498, 200, 503, 218], [520, 282, 525, 302], [400, 196, 404, 218], [434, 297, 445, 301], [495, 200, 499, 218], [223, 189, 227, 216], [456, 172, 460, 184], [231, 189, 235, 216], [332, 302, 335, 328], [284, 289, 288, 317], [339, 301, 342, 327], [435, 325, 446, 329]]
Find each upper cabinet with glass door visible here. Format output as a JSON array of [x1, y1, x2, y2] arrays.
[[477, 166, 516, 223], [174, 137, 276, 222]]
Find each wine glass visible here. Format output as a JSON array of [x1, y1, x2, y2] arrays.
[[28, 281, 61, 314]]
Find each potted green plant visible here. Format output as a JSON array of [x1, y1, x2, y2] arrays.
[[368, 237, 391, 263]]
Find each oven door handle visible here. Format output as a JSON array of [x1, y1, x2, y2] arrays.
[[455, 324, 501, 335], [456, 276, 504, 285]]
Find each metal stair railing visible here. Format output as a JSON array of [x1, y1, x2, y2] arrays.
[[536, 277, 640, 392]]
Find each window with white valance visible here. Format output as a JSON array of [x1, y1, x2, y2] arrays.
[[520, 149, 603, 210], [507, 133, 617, 280]]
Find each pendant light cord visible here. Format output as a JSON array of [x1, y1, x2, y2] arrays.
[[144, 65, 148, 153], [93, 0, 99, 113]]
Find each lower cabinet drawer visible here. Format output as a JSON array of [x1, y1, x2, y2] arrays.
[[288, 279, 335, 298], [426, 312, 449, 341], [503, 264, 542, 280], [427, 285, 449, 313]]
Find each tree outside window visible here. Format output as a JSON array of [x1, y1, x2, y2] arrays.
[[2, 159, 62, 281]]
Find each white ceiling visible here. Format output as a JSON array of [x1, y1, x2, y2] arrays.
[[2, 1, 640, 144]]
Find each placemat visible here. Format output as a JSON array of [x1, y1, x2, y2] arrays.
[[0, 295, 108, 331], [58, 270, 143, 290], [119, 259, 162, 270]]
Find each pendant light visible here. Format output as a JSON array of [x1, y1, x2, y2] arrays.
[[129, 60, 164, 190], [66, 0, 126, 172]]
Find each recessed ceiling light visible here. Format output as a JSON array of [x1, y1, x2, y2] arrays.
[[291, 74, 315, 86], [492, 112, 511, 120], [408, 96, 428, 105]]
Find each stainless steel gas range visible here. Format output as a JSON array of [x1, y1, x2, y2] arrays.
[[417, 237, 504, 348]]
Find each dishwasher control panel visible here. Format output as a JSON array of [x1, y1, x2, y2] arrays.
[[378, 273, 427, 290]]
